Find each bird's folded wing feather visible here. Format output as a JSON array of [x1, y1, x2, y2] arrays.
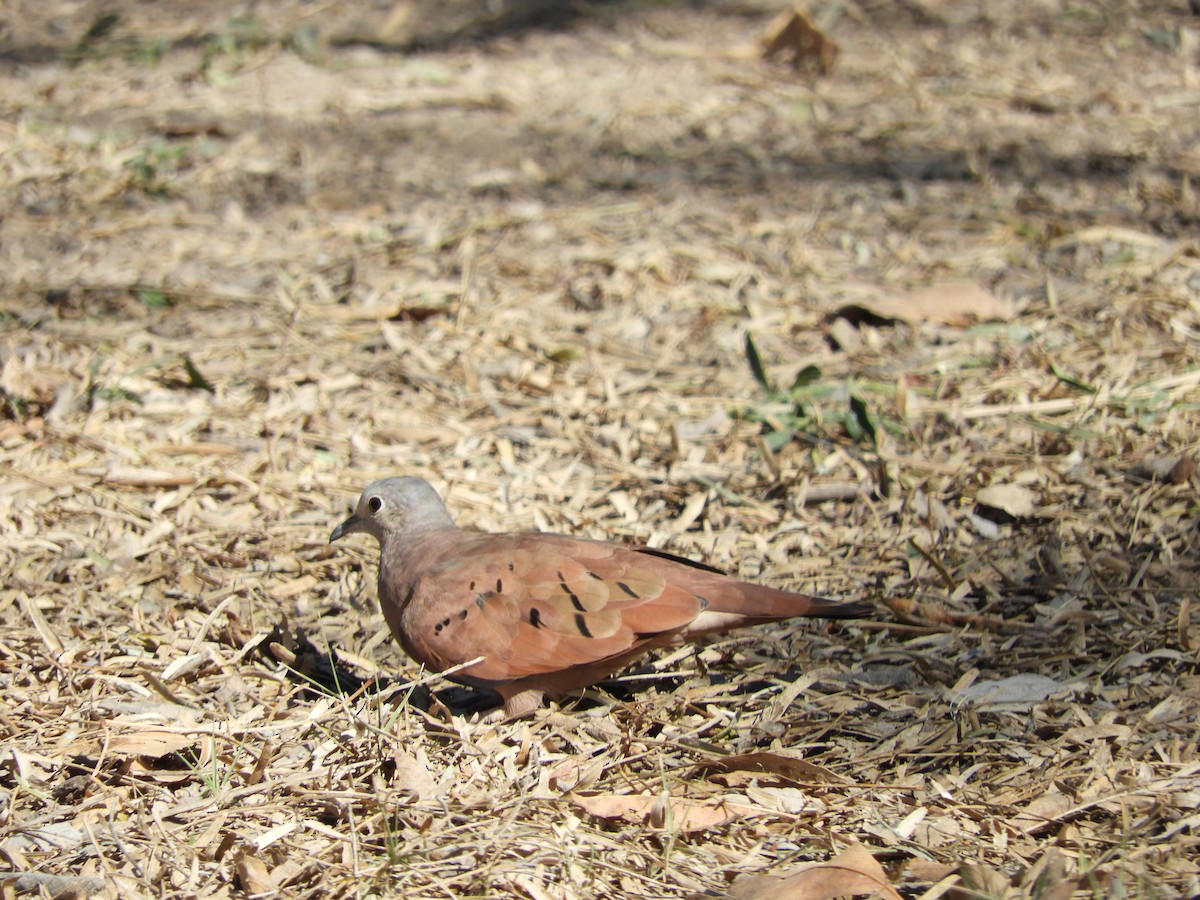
[[400, 536, 704, 682]]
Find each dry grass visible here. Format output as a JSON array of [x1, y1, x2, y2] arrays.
[[2, 1, 1199, 897]]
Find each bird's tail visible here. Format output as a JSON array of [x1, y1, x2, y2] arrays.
[[710, 580, 869, 621]]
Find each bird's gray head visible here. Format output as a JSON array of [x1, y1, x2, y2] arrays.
[[329, 477, 455, 544]]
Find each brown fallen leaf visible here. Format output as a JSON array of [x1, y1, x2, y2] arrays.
[[837, 282, 1012, 327], [940, 855, 1080, 900], [729, 844, 902, 900], [571, 792, 758, 834], [0, 356, 72, 405], [268, 574, 319, 600], [694, 750, 849, 785], [107, 729, 206, 785], [1018, 849, 1079, 900], [78, 465, 196, 488], [0, 873, 109, 898], [1128, 455, 1196, 484], [952, 673, 1074, 711], [904, 858, 957, 883], [948, 861, 1027, 900], [391, 749, 439, 799], [107, 730, 197, 759], [761, 4, 839, 75], [1168, 456, 1196, 483], [1010, 790, 1073, 835], [975, 483, 1037, 519], [154, 441, 240, 456], [1059, 723, 1132, 745], [236, 852, 279, 895]]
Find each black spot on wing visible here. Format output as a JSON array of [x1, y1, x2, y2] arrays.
[[529, 608, 543, 628], [574, 613, 593, 638], [615, 581, 639, 598], [557, 571, 587, 611]]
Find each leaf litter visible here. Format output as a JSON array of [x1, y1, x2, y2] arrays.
[[1, 1, 1199, 897]]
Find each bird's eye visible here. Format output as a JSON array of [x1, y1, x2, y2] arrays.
[[367, 496, 383, 514]]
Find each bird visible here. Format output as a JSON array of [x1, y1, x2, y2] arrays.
[[330, 476, 868, 716]]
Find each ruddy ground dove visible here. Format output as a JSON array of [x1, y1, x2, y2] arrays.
[[331, 477, 868, 716]]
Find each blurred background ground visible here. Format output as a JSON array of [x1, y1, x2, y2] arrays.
[[1, 1, 1199, 897]]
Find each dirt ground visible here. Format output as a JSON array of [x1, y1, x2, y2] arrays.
[[2, 1, 1200, 897]]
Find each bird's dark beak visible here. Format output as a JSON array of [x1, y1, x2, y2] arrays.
[[330, 513, 360, 543]]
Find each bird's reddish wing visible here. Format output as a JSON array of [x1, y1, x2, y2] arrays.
[[399, 534, 704, 683]]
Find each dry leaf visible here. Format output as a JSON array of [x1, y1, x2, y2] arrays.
[[746, 785, 824, 815], [1059, 723, 1132, 745], [548, 755, 606, 793], [1129, 455, 1196, 484], [107, 730, 196, 759], [694, 750, 849, 785], [951, 673, 1074, 710], [0, 357, 71, 404], [154, 441, 240, 456], [77, 465, 197, 488], [253, 822, 298, 852], [571, 792, 757, 834], [0, 873, 109, 897], [761, 4, 839, 75], [236, 852, 279, 895], [1010, 791, 1073, 834], [1, 822, 88, 857], [840, 282, 1012, 327], [162, 651, 209, 682], [948, 862, 1017, 900], [1019, 849, 1079, 900], [904, 859, 957, 882], [975, 483, 1037, 519], [729, 845, 902, 900], [268, 574, 319, 600], [392, 749, 439, 799], [1144, 693, 1188, 725]]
